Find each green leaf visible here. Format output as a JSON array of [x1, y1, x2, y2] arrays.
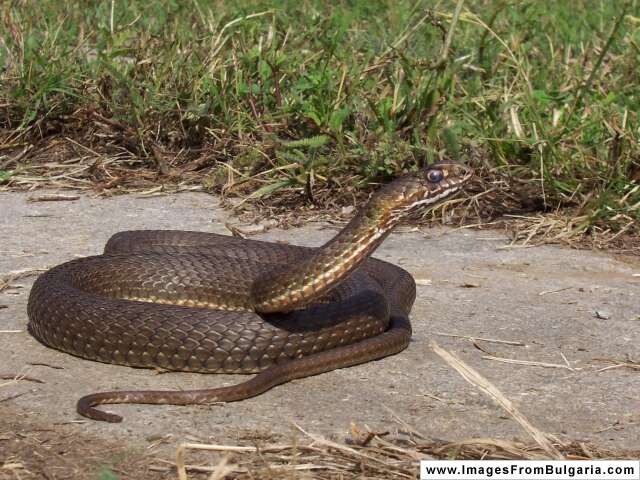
[[329, 108, 349, 132], [532, 89, 552, 106], [258, 60, 271, 80], [282, 135, 330, 149], [442, 127, 460, 158], [0, 170, 14, 183], [97, 466, 118, 480], [302, 109, 323, 127], [249, 178, 297, 199]]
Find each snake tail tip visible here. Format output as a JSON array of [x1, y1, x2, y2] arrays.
[[77, 396, 124, 423]]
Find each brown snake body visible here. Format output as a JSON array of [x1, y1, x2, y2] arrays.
[[27, 162, 472, 422]]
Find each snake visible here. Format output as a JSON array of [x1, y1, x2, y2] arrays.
[[27, 161, 472, 422]]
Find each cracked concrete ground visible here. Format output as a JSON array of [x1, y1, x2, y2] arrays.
[[1, 190, 638, 473]]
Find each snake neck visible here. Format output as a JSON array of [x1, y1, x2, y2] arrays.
[[251, 185, 405, 313]]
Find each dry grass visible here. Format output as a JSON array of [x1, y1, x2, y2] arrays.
[[163, 431, 640, 480], [3, 136, 637, 253], [500, 214, 640, 254], [0, 267, 49, 294]]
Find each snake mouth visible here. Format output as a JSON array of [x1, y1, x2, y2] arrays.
[[415, 184, 462, 207]]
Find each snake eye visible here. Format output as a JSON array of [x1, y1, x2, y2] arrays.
[[426, 169, 444, 183]]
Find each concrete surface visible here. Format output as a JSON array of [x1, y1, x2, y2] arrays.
[[1, 190, 639, 450]]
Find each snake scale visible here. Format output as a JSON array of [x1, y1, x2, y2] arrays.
[[27, 161, 472, 422]]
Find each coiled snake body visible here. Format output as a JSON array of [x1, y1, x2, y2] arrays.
[[27, 161, 472, 422]]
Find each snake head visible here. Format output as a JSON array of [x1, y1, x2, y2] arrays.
[[381, 161, 473, 219], [419, 161, 473, 195]]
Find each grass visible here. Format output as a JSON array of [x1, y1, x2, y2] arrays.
[[0, 0, 638, 243]]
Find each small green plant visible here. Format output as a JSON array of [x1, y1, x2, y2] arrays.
[[97, 465, 118, 480], [251, 135, 331, 201], [0, 170, 14, 183]]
